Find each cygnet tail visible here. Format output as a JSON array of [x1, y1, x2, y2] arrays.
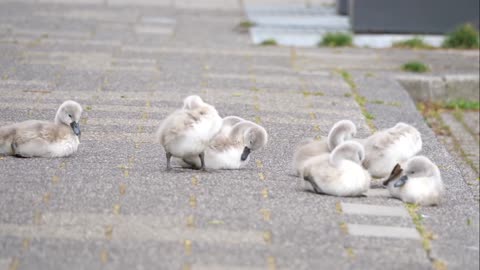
[[0, 126, 14, 155]]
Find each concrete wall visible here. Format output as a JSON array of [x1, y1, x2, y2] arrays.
[[350, 0, 479, 34]]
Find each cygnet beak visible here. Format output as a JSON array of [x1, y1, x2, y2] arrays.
[[70, 121, 81, 136], [241, 146, 251, 161], [383, 164, 403, 186], [394, 175, 409, 187]]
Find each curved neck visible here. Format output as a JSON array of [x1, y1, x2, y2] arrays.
[[230, 122, 251, 139], [54, 109, 63, 125], [328, 134, 343, 151]]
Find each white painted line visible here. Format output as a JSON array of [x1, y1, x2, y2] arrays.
[[365, 189, 391, 197], [347, 224, 420, 240], [341, 202, 409, 217], [0, 212, 265, 245]]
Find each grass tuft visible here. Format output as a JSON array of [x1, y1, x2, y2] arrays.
[[402, 61, 429, 73], [444, 99, 480, 110], [260, 39, 277, 46], [336, 69, 376, 130], [393, 37, 434, 49], [443, 24, 480, 49], [338, 69, 356, 89], [364, 111, 375, 120], [319, 32, 352, 47], [238, 20, 256, 29]]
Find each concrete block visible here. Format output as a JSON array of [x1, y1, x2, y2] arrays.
[[397, 74, 480, 102], [350, 0, 480, 34]]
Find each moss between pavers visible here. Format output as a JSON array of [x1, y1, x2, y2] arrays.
[[418, 102, 479, 174], [301, 90, 324, 97], [337, 69, 376, 130], [338, 71, 445, 268], [405, 203, 447, 270]]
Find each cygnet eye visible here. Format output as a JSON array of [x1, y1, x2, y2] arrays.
[[68, 114, 72, 118]]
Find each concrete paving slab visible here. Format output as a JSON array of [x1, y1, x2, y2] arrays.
[[341, 203, 410, 217], [347, 224, 421, 240]]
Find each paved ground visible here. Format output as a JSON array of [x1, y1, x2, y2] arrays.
[[0, 0, 479, 270]]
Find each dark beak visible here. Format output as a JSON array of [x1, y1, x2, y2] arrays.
[[383, 164, 403, 186], [70, 121, 81, 136], [394, 175, 409, 188], [240, 147, 251, 161]]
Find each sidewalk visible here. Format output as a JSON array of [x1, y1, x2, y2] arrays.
[[0, 0, 479, 269]]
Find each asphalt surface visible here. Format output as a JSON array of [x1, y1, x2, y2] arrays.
[[0, 1, 479, 270]]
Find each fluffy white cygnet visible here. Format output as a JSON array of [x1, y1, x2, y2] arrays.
[[181, 120, 268, 170], [302, 141, 371, 197], [0, 100, 83, 158], [293, 120, 357, 176], [383, 156, 444, 206], [157, 95, 222, 170], [359, 122, 422, 178]]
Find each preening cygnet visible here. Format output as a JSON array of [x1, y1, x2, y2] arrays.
[[181, 120, 268, 169], [360, 122, 422, 178], [383, 156, 444, 206], [302, 141, 371, 197], [217, 116, 245, 138], [293, 120, 357, 176], [0, 100, 83, 157], [157, 95, 222, 170]]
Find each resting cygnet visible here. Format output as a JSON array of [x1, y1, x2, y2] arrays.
[[302, 141, 371, 197], [0, 100, 83, 157], [360, 122, 422, 178], [157, 95, 222, 170], [181, 120, 268, 169], [383, 156, 444, 206], [293, 120, 357, 176]]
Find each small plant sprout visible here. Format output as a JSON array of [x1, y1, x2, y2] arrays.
[[443, 24, 480, 49], [402, 61, 429, 73], [319, 32, 353, 47]]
